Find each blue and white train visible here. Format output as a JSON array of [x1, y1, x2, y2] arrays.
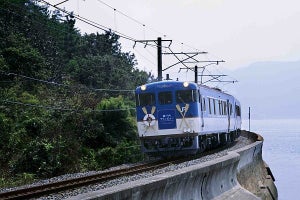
[[135, 81, 241, 157]]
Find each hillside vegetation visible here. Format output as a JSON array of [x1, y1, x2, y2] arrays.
[[0, 0, 150, 186]]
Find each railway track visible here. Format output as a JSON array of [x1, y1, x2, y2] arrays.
[[0, 132, 256, 199], [0, 157, 194, 200]]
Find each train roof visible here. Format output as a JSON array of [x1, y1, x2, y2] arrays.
[[135, 81, 198, 92], [199, 84, 235, 98], [135, 81, 239, 102]]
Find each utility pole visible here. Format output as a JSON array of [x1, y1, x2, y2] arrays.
[[134, 37, 172, 81], [157, 37, 162, 81], [195, 65, 198, 83], [249, 107, 251, 132]]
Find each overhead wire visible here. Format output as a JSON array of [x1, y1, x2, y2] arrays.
[[1, 2, 139, 113], [42, 0, 208, 51], [95, 0, 167, 38], [0, 5, 138, 94], [0, 71, 135, 93], [0, 6, 74, 37], [0, 3, 157, 76], [1, 1, 236, 113], [7, 0, 228, 83], [54, 0, 70, 6], [1, 72, 136, 113], [38, 0, 173, 51], [2, 99, 135, 112], [96, 0, 145, 27], [39, 0, 136, 42]]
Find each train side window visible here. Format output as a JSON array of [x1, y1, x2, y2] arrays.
[[203, 98, 206, 112], [138, 93, 155, 106], [159, 91, 172, 105], [208, 98, 212, 114], [218, 100, 222, 115], [224, 101, 227, 115], [235, 105, 241, 116], [176, 90, 197, 103], [213, 99, 216, 115]]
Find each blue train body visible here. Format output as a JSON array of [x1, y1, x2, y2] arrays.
[[135, 81, 241, 157]]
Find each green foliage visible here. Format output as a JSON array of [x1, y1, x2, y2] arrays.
[[0, 0, 147, 186], [96, 141, 142, 169], [0, 56, 8, 71], [0, 173, 36, 188], [96, 96, 138, 145]]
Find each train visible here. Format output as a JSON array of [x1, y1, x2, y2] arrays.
[[135, 81, 241, 157]]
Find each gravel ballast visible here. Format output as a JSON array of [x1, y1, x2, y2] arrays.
[[1, 136, 252, 200]]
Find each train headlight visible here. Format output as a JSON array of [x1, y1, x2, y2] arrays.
[[141, 85, 147, 91], [183, 82, 189, 87]]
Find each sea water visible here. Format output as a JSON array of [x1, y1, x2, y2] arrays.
[[242, 119, 300, 200]]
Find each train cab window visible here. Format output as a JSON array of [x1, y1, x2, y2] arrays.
[[158, 91, 172, 105], [137, 93, 155, 106], [176, 90, 197, 104]]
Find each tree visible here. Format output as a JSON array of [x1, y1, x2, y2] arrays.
[[0, 0, 148, 183]]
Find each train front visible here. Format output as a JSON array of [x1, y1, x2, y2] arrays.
[[135, 81, 201, 157]]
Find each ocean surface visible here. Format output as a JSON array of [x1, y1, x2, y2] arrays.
[[242, 119, 300, 200]]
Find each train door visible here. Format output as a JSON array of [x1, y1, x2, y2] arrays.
[[199, 90, 204, 129], [233, 101, 237, 131]]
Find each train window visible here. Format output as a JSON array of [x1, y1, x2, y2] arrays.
[[158, 91, 172, 105], [223, 101, 227, 115], [176, 90, 197, 104], [236, 105, 241, 116], [137, 93, 155, 106], [218, 100, 222, 115], [203, 98, 206, 112], [213, 99, 216, 115], [208, 98, 212, 114]]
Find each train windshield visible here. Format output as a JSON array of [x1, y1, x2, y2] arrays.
[[176, 90, 198, 104], [136, 93, 155, 106], [158, 91, 172, 105]]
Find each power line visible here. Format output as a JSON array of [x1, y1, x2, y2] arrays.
[[0, 6, 73, 36], [1, 71, 135, 93], [39, 0, 137, 42], [39, 0, 206, 52], [96, 0, 145, 27], [39, 0, 223, 75], [54, 0, 70, 6], [2, 99, 135, 113], [93, 0, 209, 53], [5, 1, 228, 82], [2, 0, 162, 72], [95, 0, 166, 37]]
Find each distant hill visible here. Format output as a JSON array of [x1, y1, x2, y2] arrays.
[[226, 61, 300, 119]]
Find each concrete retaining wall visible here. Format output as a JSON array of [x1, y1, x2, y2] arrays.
[[236, 133, 278, 199], [70, 131, 277, 200]]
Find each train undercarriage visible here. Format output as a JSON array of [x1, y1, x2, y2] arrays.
[[140, 130, 241, 157]]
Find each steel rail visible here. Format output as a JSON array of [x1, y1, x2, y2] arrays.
[[0, 131, 255, 199], [0, 158, 189, 199]]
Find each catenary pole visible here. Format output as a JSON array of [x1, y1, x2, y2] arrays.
[[157, 37, 162, 81]]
